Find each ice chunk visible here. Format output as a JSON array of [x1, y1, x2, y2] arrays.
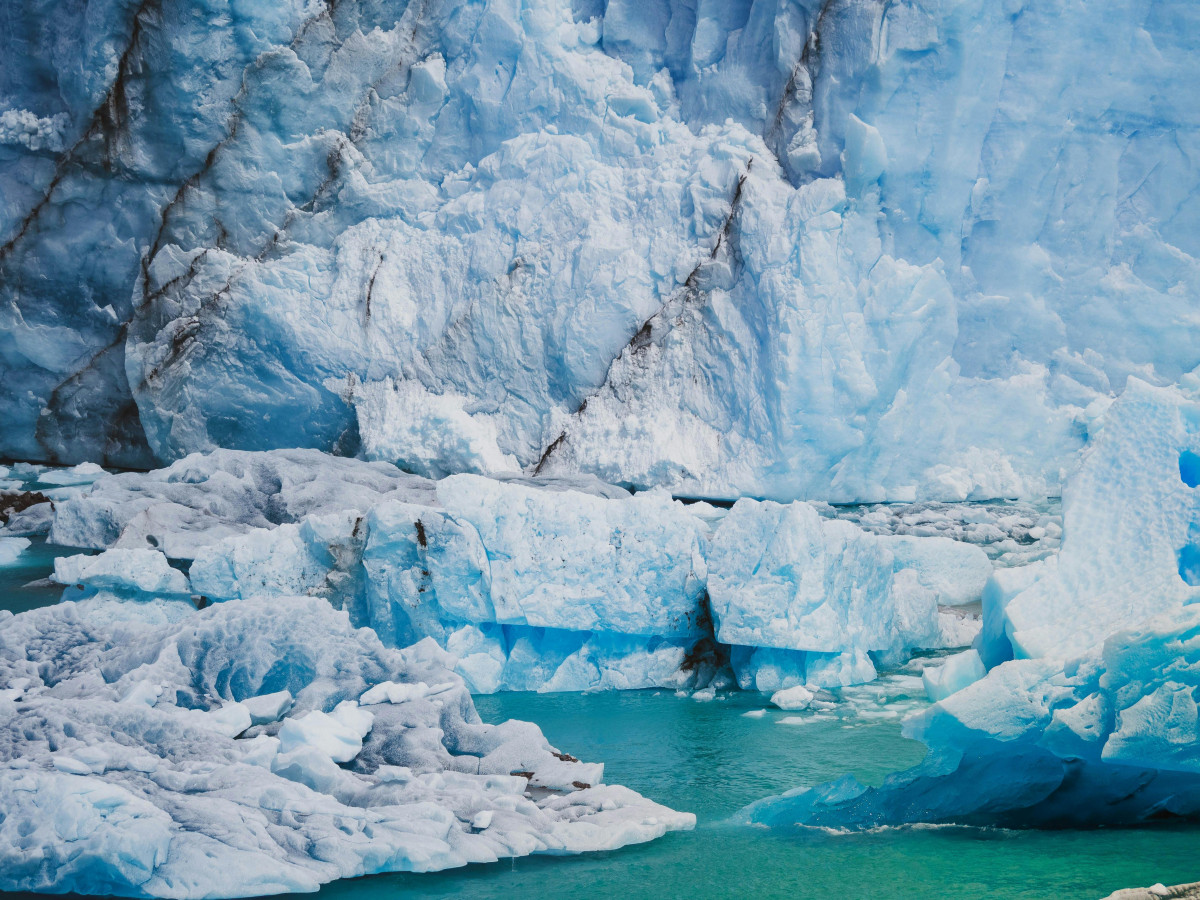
[[190, 511, 363, 604], [883, 536, 992, 606], [996, 380, 1200, 660], [922, 649, 986, 702], [708, 499, 943, 681], [436, 476, 708, 637], [804, 650, 877, 689], [199, 702, 252, 738], [0, 593, 693, 897], [770, 685, 813, 711], [242, 690, 293, 725], [279, 706, 373, 763], [729, 646, 809, 693], [0, 537, 30, 567], [53, 548, 189, 595], [37, 462, 105, 486]]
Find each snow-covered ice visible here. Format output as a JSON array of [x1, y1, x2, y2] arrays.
[[53, 548, 190, 596], [50, 449, 434, 559]]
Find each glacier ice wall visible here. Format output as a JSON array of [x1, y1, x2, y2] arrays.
[[3, 0, 1198, 502]]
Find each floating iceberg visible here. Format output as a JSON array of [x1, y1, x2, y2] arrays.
[[743, 379, 1200, 828], [0, 594, 693, 897]]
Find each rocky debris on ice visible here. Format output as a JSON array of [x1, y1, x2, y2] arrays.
[[0, 593, 693, 897], [742, 379, 1200, 829]]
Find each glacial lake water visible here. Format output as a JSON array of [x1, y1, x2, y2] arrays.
[[299, 688, 1200, 900], [3, 570, 1198, 899]]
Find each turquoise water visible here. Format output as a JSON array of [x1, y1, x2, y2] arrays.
[[0, 537, 73, 614], [308, 689, 1200, 900]]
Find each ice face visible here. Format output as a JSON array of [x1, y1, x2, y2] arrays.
[[2, 0, 1194, 503], [989, 379, 1200, 661], [707, 499, 988, 684], [0, 594, 693, 897], [0, 537, 30, 568], [435, 475, 708, 637], [743, 379, 1200, 828]]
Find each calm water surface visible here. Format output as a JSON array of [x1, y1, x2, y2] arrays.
[[308, 689, 1200, 900]]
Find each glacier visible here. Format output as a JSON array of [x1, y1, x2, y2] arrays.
[[2, 0, 1197, 503], [3, 0, 1200, 893], [0, 448, 1007, 895]]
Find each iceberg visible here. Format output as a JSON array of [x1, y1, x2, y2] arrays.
[[0, 593, 693, 897], [709, 498, 989, 687], [0, 537, 30, 567], [53, 548, 190, 596], [743, 379, 1200, 828]]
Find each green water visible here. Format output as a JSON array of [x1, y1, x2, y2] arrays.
[[308, 690, 1200, 900]]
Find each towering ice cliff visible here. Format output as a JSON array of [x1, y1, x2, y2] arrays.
[[3, 0, 1198, 501]]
